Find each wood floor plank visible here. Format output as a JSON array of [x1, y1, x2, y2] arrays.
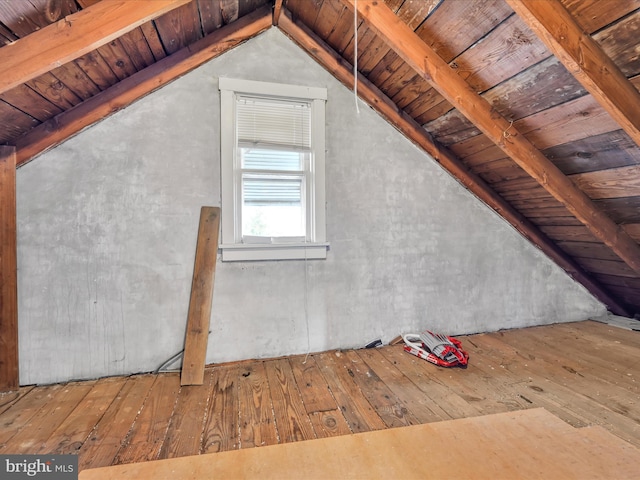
[[495, 327, 640, 423], [34, 377, 126, 454], [574, 319, 640, 348], [463, 336, 591, 428], [308, 409, 352, 438], [37, 377, 127, 456], [378, 345, 481, 420], [314, 351, 387, 433], [202, 364, 240, 454], [0, 386, 35, 415], [236, 361, 279, 449], [78, 374, 157, 470], [508, 323, 640, 391], [356, 348, 445, 423], [113, 372, 181, 465], [0, 381, 96, 454], [288, 355, 337, 414], [158, 368, 215, 459], [471, 332, 640, 446], [0, 385, 62, 446], [2, 321, 639, 470], [264, 358, 316, 443], [340, 349, 420, 428]]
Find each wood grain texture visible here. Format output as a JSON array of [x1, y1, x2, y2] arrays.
[[16, 6, 272, 166], [0, 146, 18, 392], [507, 0, 640, 147], [0, 0, 191, 95], [2, 321, 640, 473], [278, 10, 632, 316], [78, 408, 640, 480], [78, 374, 157, 470], [113, 373, 180, 465], [237, 362, 278, 449], [181, 207, 220, 386], [347, 0, 640, 277]]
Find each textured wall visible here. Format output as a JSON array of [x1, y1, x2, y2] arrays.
[[16, 29, 605, 385]]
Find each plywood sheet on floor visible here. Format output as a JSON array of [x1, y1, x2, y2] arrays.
[[79, 408, 640, 480]]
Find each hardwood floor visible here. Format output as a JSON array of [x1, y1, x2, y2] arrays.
[[1, 320, 639, 473]]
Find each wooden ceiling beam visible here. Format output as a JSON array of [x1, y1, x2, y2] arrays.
[[278, 10, 632, 317], [344, 0, 640, 277], [0, 0, 191, 95], [15, 6, 272, 166], [506, 0, 640, 149], [273, 0, 283, 25]]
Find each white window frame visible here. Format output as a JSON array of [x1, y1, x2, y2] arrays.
[[219, 77, 328, 261]]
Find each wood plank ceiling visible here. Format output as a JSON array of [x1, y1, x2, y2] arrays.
[[0, 0, 639, 318]]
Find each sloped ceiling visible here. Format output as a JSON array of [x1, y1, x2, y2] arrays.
[[1, 0, 639, 317]]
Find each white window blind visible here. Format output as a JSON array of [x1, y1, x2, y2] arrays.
[[237, 96, 311, 151]]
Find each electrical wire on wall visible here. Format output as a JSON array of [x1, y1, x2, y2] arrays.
[[302, 239, 311, 364]]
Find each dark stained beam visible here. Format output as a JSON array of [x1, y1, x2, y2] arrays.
[[0, 0, 191, 95], [16, 6, 272, 166], [506, 0, 640, 150], [344, 0, 640, 277], [0, 146, 18, 391], [278, 11, 632, 317]]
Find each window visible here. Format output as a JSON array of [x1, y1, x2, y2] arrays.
[[219, 78, 328, 261]]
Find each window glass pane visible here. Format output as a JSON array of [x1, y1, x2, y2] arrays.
[[242, 176, 302, 205], [241, 148, 303, 171], [242, 176, 305, 238]]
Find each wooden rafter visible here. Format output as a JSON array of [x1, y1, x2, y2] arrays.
[[344, 0, 640, 277], [506, 0, 640, 149], [0, 0, 191, 95], [0, 146, 18, 392], [273, 0, 283, 25], [16, 6, 272, 166], [278, 11, 631, 316]]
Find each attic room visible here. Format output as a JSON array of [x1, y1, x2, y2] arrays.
[[0, 0, 639, 477]]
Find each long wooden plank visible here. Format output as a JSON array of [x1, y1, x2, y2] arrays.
[[314, 351, 387, 433], [288, 355, 337, 414], [202, 365, 240, 453], [571, 165, 640, 199], [160, 370, 214, 459], [181, 207, 220, 386], [0, 0, 190, 95], [340, 350, 420, 428], [0, 380, 96, 454], [356, 348, 445, 423], [0, 385, 62, 445], [79, 408, 640, 480], [506, 0, 640, 150], [346, 0, 640, 277], [263, 358, 316, 443], [16, 6, 272, 166], [0, 146, 18, 392], [78, 374, 157, 470], [113, 372, 181, 465], [277, 12, 632, 316], [37, 377, 126, 455], [236, 361, 279, 449]]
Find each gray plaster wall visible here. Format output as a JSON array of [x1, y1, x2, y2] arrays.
[[16, 29, 605, 385]]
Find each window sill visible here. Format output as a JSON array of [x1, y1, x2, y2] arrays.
[[220, 242, 330, 262]]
